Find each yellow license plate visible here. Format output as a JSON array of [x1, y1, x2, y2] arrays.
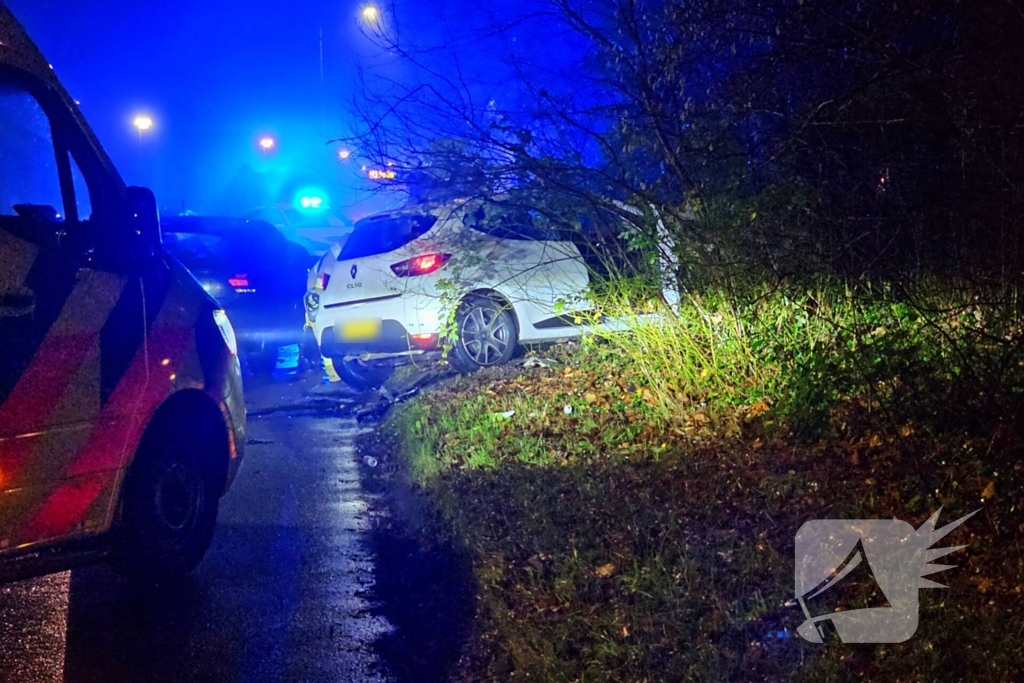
[[338, 318, 382, 341]]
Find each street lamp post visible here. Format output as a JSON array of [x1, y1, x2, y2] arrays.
[[132, 114, 156, 192]]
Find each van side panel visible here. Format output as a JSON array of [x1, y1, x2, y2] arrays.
[[0, 232, 210, 553]]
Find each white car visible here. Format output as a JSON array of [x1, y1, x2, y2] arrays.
[[306, 201, 594, 388]]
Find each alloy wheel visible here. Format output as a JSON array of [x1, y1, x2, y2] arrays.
[[461, 306, 512, 365]]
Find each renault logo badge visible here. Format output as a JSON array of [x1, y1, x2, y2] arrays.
[[350, 264, 358, 279]]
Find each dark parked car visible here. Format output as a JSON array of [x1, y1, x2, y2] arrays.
[[162, 216, 313, 373]]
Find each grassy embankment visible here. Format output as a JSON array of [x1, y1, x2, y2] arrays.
[[386, 281, 1023, 681]]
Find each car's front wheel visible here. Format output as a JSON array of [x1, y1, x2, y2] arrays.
[[112, 420, 220, 583], [336, 358, 395, 390], [449, 296, 518, 373]]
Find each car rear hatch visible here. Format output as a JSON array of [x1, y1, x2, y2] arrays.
[[319, 211, 443, 309], [163, 222, 308, 341]]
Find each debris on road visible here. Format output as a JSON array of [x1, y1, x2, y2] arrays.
[[247, 397, 350, 418], [517, 357, 560, 368], [357, 402, 391, 424], [358, 368, 450, 423]]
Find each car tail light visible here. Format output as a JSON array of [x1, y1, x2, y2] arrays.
[[318, 273, 331, 290], [390, 253, 451, 277], [229, 274, 257, 293]]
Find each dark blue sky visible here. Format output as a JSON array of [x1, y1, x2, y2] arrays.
[[7, 0, 390, 218], [6, 0, 593, 222]]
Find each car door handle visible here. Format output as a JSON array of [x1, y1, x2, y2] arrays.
[[0, 289, 36, 318]]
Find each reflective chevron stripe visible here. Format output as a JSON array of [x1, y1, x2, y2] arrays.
[[22, 293, 195, 542], [0, 248, 78, 407], [0, 230, 181, 548], [99, 270, 171, 404], [0, 269, 124, 488]]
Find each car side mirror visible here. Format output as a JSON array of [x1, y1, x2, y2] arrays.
[[126, 186, 162, 261]]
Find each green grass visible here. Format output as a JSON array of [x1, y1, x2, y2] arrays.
[[385, 280, 1024, 682]]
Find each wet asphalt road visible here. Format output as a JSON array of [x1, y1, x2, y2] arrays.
[[0, 376, 407, 683]]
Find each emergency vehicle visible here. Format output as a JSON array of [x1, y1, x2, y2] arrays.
[[0, 4, 245, 583]]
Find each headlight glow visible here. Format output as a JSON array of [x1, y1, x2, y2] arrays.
[[201, 279, 223, 296], [213, 309, 238, 356]]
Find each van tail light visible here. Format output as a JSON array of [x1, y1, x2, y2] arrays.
[[390, 253, 451, 277]]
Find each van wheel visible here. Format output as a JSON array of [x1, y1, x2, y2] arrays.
[[336, 358, 395, 390], [449, 296, 517, 373], [112, 423, 219, 583]]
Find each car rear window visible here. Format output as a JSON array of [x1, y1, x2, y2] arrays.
[[163, 232, 232, 269], [163, 222, 306, 272], [339, 214, 438, 260]]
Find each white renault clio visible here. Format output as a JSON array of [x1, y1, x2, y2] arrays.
[[307, 200, 593, 388]]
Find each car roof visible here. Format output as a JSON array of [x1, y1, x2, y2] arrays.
[[162, 215, 278, 236], [0, 4, 53, 77], [355, 202, 456, 225], [247, 205, 355, 229]]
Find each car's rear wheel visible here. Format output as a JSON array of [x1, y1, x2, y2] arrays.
[[449, 296, 518, 373], [336, 358, 395, 390], [245, 348, 278, 375], [111, 419, 220, 583]]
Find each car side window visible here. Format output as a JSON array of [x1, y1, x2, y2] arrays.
[[0, 86, 63, 219], [467, 206, 559, 241]]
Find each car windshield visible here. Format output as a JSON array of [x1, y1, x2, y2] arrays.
[[339, 213, 438, 260]]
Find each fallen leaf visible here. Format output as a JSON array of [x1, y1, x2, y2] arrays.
[[981, 480, 996, 499], [584, 392, 598, 404], [971, 575, 994, 593], [748, 400, 770, 418], [595, 563, 617, 577]]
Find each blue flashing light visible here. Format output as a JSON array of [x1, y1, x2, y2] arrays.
[[294, 187, 329, 213]]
